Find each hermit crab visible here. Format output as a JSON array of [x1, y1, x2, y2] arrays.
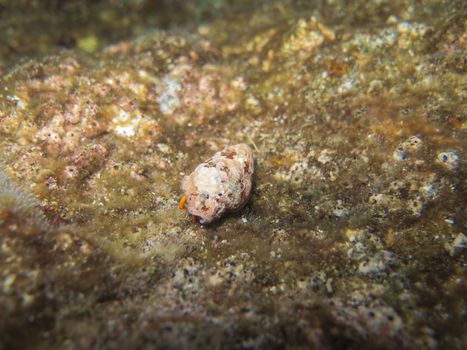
[[180, 143, 254, 224]]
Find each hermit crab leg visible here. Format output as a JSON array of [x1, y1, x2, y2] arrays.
[[178, 195, 187, 210]]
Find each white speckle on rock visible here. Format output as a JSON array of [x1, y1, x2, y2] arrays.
[[334, 200, 349, 217], [358, 250, 395, 275], [447, 233, 466, 256], [156, 76, 181, 115], [157, 143, 171, 154], [437, 150, 459, 170], [112, 110, 141, 137], [393, 136, 422, 161], [338, 79, 354, 94], [318, 149, 332, 164]]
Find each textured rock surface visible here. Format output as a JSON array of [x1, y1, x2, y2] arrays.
[[0, 0, 465, 349]]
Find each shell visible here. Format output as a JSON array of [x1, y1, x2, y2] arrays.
[[181, 143, 254, 224]]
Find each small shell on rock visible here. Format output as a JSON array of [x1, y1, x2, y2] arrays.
[[181, 143, 254, 224]]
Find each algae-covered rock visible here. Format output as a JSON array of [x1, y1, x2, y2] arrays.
[[0, 0, 465, 349]]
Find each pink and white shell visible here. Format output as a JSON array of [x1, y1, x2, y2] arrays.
[[181, 143, 254, 224]]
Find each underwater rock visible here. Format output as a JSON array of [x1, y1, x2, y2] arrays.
[[181, 144, 254, 224], [0, 1, 465, 348], [0, 168, 49, 231]]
